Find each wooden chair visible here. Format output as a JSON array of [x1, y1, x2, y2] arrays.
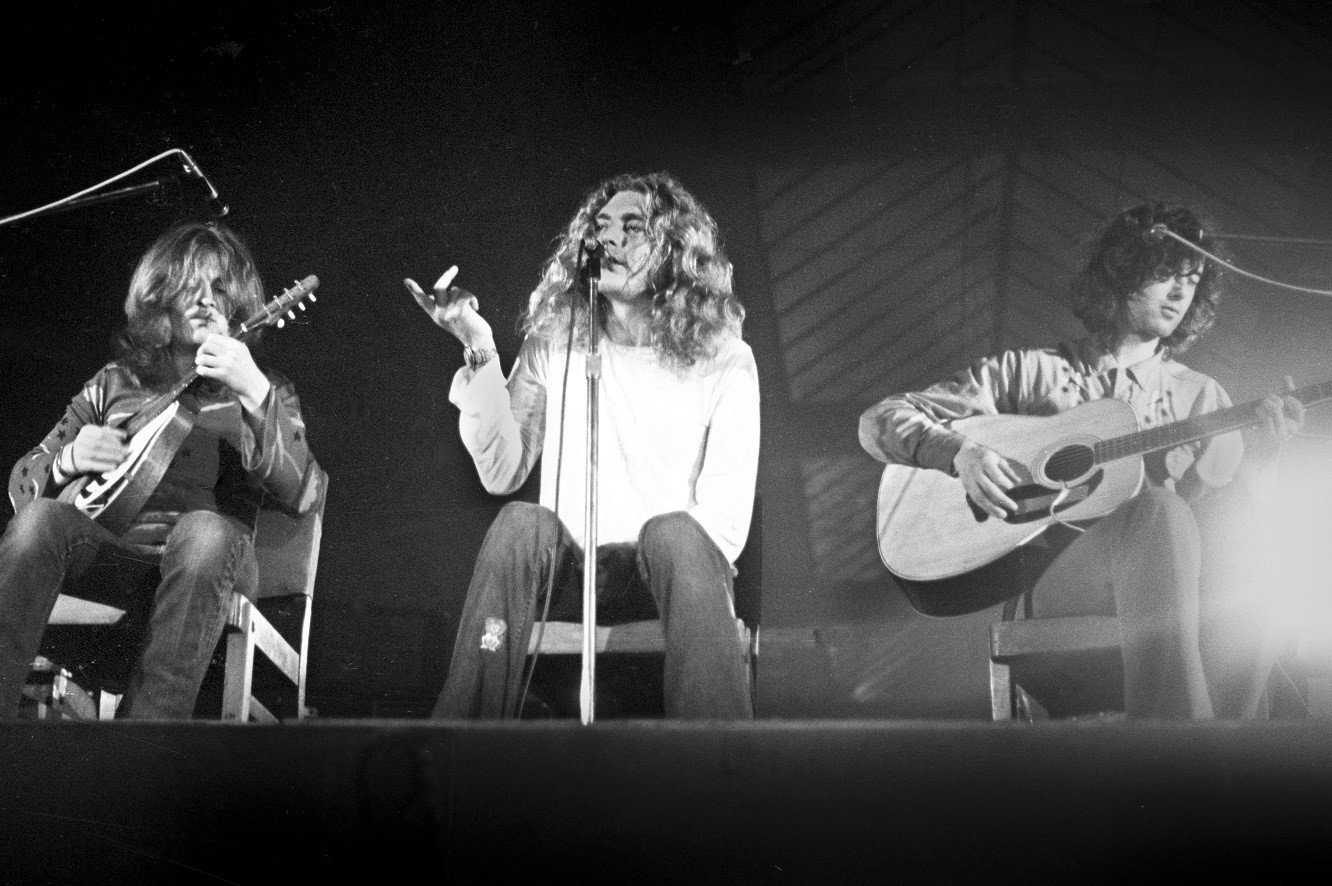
[[525, 502, 762, 716], [988, 600, 1124, 720], [30, 463, 328, 722]]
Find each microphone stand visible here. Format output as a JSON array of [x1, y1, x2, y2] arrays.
[[0, 150, 221, 228], [579, 241, 603, 725], [21, 178, 177, 220]]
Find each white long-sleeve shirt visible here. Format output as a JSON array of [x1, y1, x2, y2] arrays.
[[450, 333, 760, 564]]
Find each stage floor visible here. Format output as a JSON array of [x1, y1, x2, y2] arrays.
[[3, 718, 1331, 882]]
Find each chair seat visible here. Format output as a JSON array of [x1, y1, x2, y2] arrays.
[[528, 618, 754, 656], [48, 596, 126, 626], [990, 615, 1123, 660]]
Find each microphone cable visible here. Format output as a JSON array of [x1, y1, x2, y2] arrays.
[[516, 244, 585, 717], [1152, 224, 1332, 299]]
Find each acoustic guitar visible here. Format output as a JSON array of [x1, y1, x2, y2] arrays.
[[876, 380, 1332, 598], [58, 275, 319, 534]]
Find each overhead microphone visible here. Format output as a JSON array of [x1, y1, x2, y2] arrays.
[[177, 150, 229, 218]]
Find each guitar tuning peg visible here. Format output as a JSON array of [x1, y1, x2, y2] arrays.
[[287, 310, 296, 320], [277, 318, 286, 328], [308, 293, 317, 302], [297, 302, 307, 311]]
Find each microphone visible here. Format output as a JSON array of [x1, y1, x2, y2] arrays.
[[1147, 223, 1169, 241], [178, 150, 229, 217], [577, 238, 604, 296], [580, 238, 604, 278]]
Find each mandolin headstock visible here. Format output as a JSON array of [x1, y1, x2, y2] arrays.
[[238, 274, 320, 335]]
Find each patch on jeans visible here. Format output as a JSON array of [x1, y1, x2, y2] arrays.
[[480, 617, 507, 652]]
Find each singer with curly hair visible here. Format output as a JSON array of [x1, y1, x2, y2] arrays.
[[407, 172, 759, 718], [859, 201, 1304, 719], [0, 221, 316, 719]]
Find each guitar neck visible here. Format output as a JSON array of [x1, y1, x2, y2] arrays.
[[1094, 379, 1332, 464]]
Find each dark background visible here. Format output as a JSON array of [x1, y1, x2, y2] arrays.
[[3, 0, 1331, 719]]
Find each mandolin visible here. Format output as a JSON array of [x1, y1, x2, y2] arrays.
[[58, 275, 319, 534]]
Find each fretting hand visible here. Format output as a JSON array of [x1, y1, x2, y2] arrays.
[[1255, 376, 1306, 443], [404, 266, 496, 350], [196, 333, 272, 414]]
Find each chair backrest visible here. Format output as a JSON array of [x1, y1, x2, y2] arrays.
[[732, 497, 762, 628], [253, 462, 329, 600]]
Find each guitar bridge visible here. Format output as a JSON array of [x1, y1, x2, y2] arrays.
[[966, 471, 1103, 524]]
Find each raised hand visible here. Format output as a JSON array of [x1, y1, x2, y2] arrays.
[[953, 439, 1024, 518], [196, 333, 272, 413], [404, 266, 496, 350]]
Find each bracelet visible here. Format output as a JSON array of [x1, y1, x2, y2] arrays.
[[464, 345, 497, 371]]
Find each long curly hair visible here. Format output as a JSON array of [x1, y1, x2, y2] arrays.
[[1070, 202, 1227, 354], [119, 222, 266, 384], [521, 172, 743, 366]]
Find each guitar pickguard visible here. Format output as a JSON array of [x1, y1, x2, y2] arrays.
[[965, 470, 1104, 524]]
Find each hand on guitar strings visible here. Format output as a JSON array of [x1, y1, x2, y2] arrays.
[[63, 425, 129, 475], [1250, 376, 1308, 463], [195, 333, 273, 415], [1256, 376, 1306, 442], [953, 439, 1024, 519], [403, 266, 497, 352]]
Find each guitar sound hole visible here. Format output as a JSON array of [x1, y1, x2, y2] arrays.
[[1043, 445, 1095, 484]]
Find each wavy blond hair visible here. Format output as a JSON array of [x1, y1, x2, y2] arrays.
[[522, 172, 743, 366]]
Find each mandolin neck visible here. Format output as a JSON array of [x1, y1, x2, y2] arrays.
[[125, 369, 202, 436]]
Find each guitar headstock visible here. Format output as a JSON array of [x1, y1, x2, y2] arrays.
[[238, 274, 320, 335]]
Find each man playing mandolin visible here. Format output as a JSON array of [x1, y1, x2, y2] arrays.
[[0, 221, 315, 719], [860, 203, 1306, 719]]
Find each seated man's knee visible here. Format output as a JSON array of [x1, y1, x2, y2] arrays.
[[1129, 485, 1196, 530], [163, 511, 247, 568], [2, 498, 82, 552], [638, 511, 710, 565], [484, 501, 561, 550]]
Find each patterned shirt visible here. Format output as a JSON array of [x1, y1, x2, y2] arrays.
[[858, 337, 1244, 498]]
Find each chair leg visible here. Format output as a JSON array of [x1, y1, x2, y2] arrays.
[[97, 691, 121, 721], [222, 623, 256, 722], [989, 659, 1014, 721]]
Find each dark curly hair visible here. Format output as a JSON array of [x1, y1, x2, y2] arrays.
[[118, 222, 266, 385], [522, 172, 743, 367], [1070, 202, 1227, 354]]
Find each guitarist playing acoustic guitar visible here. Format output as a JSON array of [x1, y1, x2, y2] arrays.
[[0, 222, 316, 720], [860, 203, 1306, 720]]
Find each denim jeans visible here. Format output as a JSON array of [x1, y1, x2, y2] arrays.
[[0, 498, 258, 719], [433, 502, 752, 719]]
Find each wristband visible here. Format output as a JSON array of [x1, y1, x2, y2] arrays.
[[464, 345, 497, 371]]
